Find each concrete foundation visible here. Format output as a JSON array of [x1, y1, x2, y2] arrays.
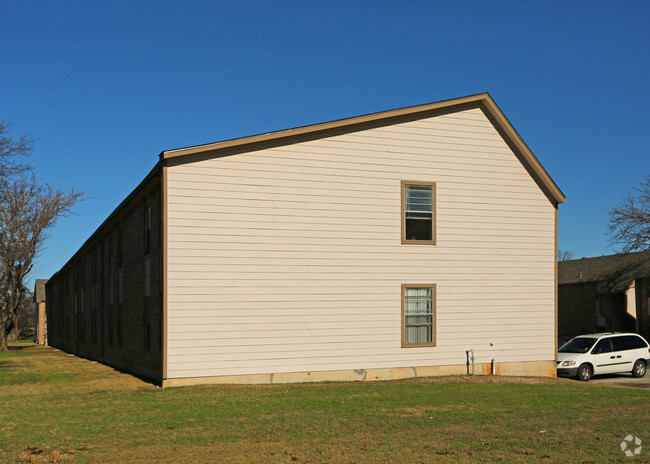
[[162, 360, 556, 387]]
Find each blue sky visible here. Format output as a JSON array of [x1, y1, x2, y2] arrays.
[[1, 1, 649, 286]]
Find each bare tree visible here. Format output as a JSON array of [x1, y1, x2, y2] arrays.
[[608, 174, 650, 253], [0, 121, 31, 177], [558, 249, 575, 261], [16, 290, 35, 340], [0, 122, 82, 351]]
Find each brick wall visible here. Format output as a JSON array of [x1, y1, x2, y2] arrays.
[[35, 302, 47, 344], [637, 278, 649, 338], [46, 176, 162, 381], [558, 282, 598, 339]]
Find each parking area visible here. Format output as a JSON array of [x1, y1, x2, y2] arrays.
[[590, 374, 650, 389]]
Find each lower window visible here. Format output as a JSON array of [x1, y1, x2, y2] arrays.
[[402, 284, 436, 347]]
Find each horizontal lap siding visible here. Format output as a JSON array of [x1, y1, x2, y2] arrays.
[[166, 108, 556, 379]]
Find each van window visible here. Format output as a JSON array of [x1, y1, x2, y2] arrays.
[[592, 339, 613, 354], [559, 337, 596, 353], [612, 335, 648, 351]]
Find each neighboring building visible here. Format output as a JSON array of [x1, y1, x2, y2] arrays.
[[558, 251, 650, 342], [34, 279, 48, 344], [46, 93, 565, 386]]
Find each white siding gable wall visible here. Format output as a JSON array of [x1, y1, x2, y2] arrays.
[[165, 107, 556, 379]]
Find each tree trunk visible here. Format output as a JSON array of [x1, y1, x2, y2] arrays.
[[0, 323, 8, 351]]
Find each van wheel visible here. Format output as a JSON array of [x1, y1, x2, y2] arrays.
[[632, 360, 646, 378], [577, 364, 593, 381]]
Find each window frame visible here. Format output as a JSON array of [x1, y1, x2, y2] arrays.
[[401, 283, 437, 348], [401, 181, 436, 245]]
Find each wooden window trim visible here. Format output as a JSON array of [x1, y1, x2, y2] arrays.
[[401, 283, 437, 348], [401, 181, 436, 245]]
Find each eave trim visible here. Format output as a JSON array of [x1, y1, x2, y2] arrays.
[[160, 92, 565, 205]]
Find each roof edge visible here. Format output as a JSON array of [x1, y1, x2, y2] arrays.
[[47, 160, 164, 283], [160, 93, 565, 205], [478, 95, 565, 204], [161, 93, 490, 159]]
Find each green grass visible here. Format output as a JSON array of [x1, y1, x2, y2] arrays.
[[0, 342, 648, 463]]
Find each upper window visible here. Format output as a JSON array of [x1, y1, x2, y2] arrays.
[[144, 202, 152, 255], [402, 284, 436, 347], [401, 181, 436, 244]]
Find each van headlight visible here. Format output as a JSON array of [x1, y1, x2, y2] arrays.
[[561, 361, 576, 367]]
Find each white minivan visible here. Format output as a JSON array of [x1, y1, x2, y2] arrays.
[[557, 332, 650, 381]]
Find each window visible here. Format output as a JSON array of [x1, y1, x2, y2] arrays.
[[558, 337, 596, 353], [108, 305, 113, 346], [117, 228, 123, 304], [91, 249, 98, 344], [109, 235, 114, 306], [144, 202, 151, 256], [143, 298, 151, 350], [116, 228, 123, 347], [108, 236, 114, 346], [117, 228, 123, 269], [401, 181, 435, 244], [612, 335, 648, 351], [144, 255, 151, 298], [117, 306, 123, 347], [592, 338, 613, 354], [402, 284, 436, 347], [75, 261, 85, 342]]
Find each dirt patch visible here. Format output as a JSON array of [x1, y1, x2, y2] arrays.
[[391, 406, 426, 416], [18, 447, 76, 463]]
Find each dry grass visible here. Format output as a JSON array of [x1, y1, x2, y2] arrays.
[[1, 342, 648, 463]]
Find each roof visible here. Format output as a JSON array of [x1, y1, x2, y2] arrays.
[[559, 251, 650, 293], [34, 279, 48, 302], [160, 92, 565, 206]]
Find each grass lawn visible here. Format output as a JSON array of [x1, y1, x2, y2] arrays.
[[0, 342, 648, 463]]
